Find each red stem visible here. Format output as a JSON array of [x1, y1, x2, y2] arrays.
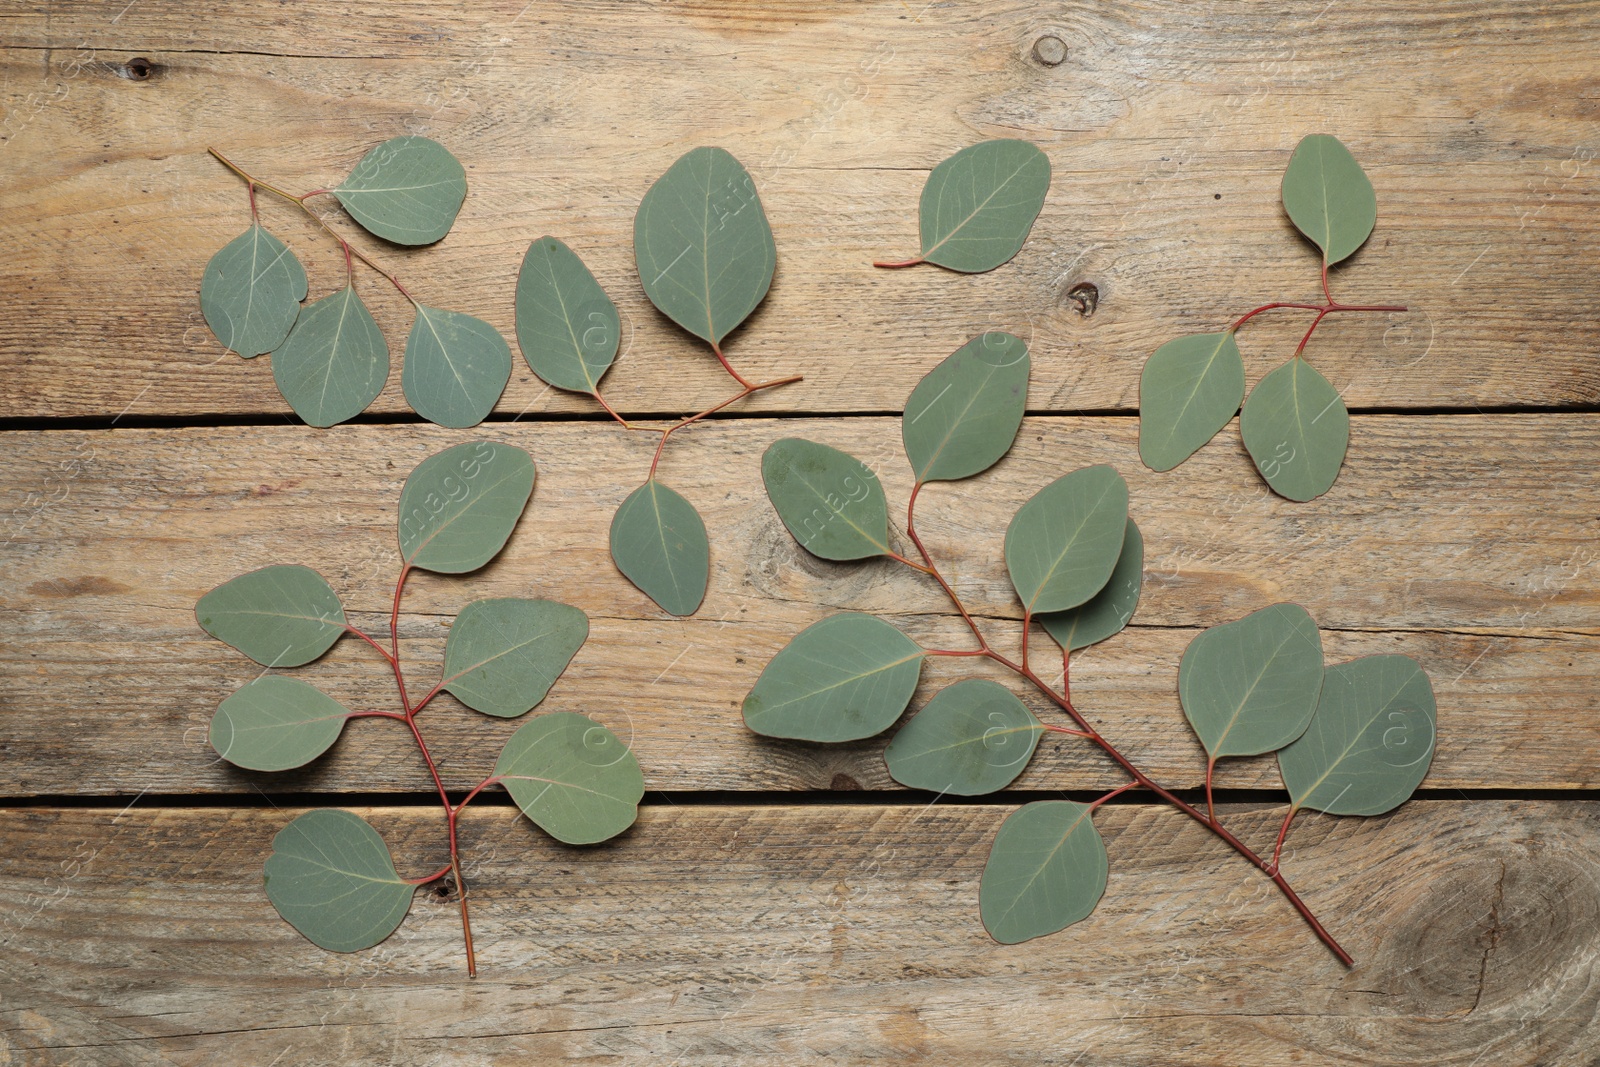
[[591, 388, 632, 430], [344, 624, 395, 665], [905, 481, 990, 653], [1268, 806, 1299, 876], [873, 256, 925, 269], [708, 338, 755, 389], [1088, 781, 1141, 812], [1205, 756, 1218, 826], [645, 374, 802, 480], [1227, 266, 1408, 359]]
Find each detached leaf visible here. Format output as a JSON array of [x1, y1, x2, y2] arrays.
[[334, 136, 467, 246], [1039, 518, 1144, 652], [980, 801, 1108, 944], [196, 564, 346, 667], [272, 283, 389, 428], [398, 441, 536, 573], [743, 612, 924, 742], [1004, 465, 1129, 614], [210, 676, 350, 772], [402, 305, 512, 429], [914, 139, 1051, 273], [442, 598, 588, 718], [200, 223, 308, 357], [1240, 357, 1349, 502], [495, 712, 644, 845], [761, 438, 890, 560], [1281, 134, 1377, 266], [609, 479, 710, 617], [515, 235, 620, 394], [1178, 603, 1324, 759], [884, 679, 1043, 796], [263, 809, 414, 952], [1138, 332, 1246, 472], [902, 332, 1030, 483]]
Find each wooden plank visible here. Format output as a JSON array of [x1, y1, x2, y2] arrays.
[[1, 800, 1595, 1065], [3, 1, 1598, 418], [2, 415, 1594, 796]]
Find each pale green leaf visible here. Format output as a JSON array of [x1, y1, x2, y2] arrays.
[[515, 235, 620, 394], [761, 438, 889, 560], [916, 139, 1051, 273], [1039, 518, 1144, 652], [980, 801, 1108, 944], [1178, 603, 1324, 759], [1004, 465, 1129, 614], [609, 479, 709, 617], [442, 598, 588, 718], [1138, 332, 1246, 472], [333, 136, 467, 246], [1281, 134, 1376, 266], [884, 679, 1042, 796], [272, 283, 389, 428], [402, 305, 511, 429], [200, 223, 307, 357], [397, 441, 535, 573], [196, 564, 346, 667], [743, 612, 924, 742], [902, 332, 1030, 483], [495, 712, 644, 845], [263, 809, 414, 952], [210, 676, 350, 772], [1240, 357, 1349, 502]]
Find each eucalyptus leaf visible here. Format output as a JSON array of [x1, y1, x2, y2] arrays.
[[980, 800, 1108, 945], [402, 305, 512, 429], [884, 679, 1043, 796], [609, 479, 709, 617], [196, 564, 346, 667], [397, 441, 536, 573], [263, 809, 414, 952], [902, 332, 1030, 483], [761, 438, 890, 560], [210, 676, 350, 772], [1138, 332, 1246, 472], [272, 283, 389, 428], [1240, 357, 1349, 502], [200, 223, 308, 357], [441, 598, 588, 718], [1281, 134, 1376, 266], [1178, 603, 1324, 759], [1039, 518, 1144, 652], [743, 612, 924, 742], [1004, 465, 1129, 614], [495, 712, 644, 845], [515, 235, 620, 394], [914, 139, 1051, 273], [333, 135, 467, 246]]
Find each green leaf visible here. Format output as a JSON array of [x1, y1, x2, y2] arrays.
[[915, 139, 1051, 273], [1278, 654, 1436, 816], [1281, 134, 1377, 266], [980, 800, 1108, 945], [1178, 603, 1324, 760], [609, 479, 709, 617], [196, 564, 346, 667], [272, 283, 389, 428], [1138, 332, 1246, 472], [761, 438, 890, 561], [1240, 357, 1349, 502], [515, 235, 620, 395], [743, 612, 924, 742], [401, 305, 512, 429], [333, 136, 467, 246], [902, 332, 1030, 483], [397, 441, 536, 573], [884, 679, 1043, 796], [1004, 465, 1129, 614], [495, 712, 644, 845], [263, 809, 415, 952], [210, 676, 351, 772], [441, 598, 588, 718], [633, 146, 774, 345], [1039, 518, 1144, 652], [200, 223, 308, 357]]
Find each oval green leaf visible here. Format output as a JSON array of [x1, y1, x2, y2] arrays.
[[609, 479, 709, 617], [200, 223, 308, 357], [916, 139, 1051, 273], [902, 332, 1030, 483], [397, 441, 536, 574], [264, 810, 414, 952], [333, 136, 467, 246], [1039, 518, 1143, 652], [980, 800, 1108, 945], [272, 283, 389, 428], [743, 612, 924, 742], [441, 598, 588, 718], [210, 675, 351, 772], [515, 235, 620, 395], [1178, 603, 1324, 760], [1278, 654, 1437, 816], [1004, 465, 1129, 614], [1240, 357, 1349, 502], [762, 438, 890, 560], [402, 305, 511, 429], [884, 679, 1043, 796], [1138, 332, 1246, 472], [196, 564, 346, 667], [633, 146, 774, 345], [495, 712, 644, 845], [1281, 134, 1376, 267]]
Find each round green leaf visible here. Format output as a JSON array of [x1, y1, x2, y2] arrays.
[[200, 223, 308, 357], [333, 136, 467, 246], [902, 332, 1030, 483], [441, 598, 588, 718], [264, 810, 414, 952], [609, 479, 709, 617], [743, 612, 924, 742], [917, 139, 1051, 273], [397, 441, 536, 574], [1281, 134, 1376, 266], [196, 564, 346, 667], [495, 712, 644, 845], [1178, 603, 1324, 760], [1004, 465, 1129, 614], [980, 801, 1108, 945], [1138, 332, 1246, 472], [1240, 357, 1349, 502], [401, 305, 511, 429], [1039, 518, 1144, 652], [272, 283, 389, 428], [761, 438, 890, 561], [884, 679, 1043, 796], [634, 146, 774, 345], [1278, 654, 1437, 817], [210, 676, 351, 772], [515, 235, 620, 394]]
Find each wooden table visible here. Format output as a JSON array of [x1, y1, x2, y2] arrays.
[[3, 2, 1597, 1063]]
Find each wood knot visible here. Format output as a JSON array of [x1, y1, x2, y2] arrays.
[[1032, 35, 1067, 67], [122, 57, 159, 81], [1065, 282, 1099, 317]]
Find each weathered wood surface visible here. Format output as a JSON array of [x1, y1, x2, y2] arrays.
[[3, 1, 1598, 419], [3, 416, 1594, 796]]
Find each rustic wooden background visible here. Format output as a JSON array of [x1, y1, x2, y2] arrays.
[[2, 2, 1597, 1064]]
